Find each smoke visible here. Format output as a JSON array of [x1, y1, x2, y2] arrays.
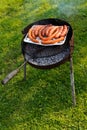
[[22, 0, 87, 23], [58, 1, 77, 17], [48, 0, 87, 17]]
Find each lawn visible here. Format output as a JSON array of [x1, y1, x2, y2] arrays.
[[0, 0, 87, 129]]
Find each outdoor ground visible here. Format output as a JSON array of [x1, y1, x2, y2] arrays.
[[0, 0, 87, 129]]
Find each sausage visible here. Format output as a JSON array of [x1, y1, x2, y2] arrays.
[[28, 27, 39, 43], [38, 25, 49, 40], [55, 26, 63, 38], [31, 26, 37, 39], [45, 25, 53, 36], [48, 26, 59, 36], [41, 25, 49, 36], [42, 36, 65, 44], [60, 25, 68, 37], [41, 26, 46, 36], [39, 27, 59, 41], [28, 24, 67, 45], [41, 24, 52, 36], [34, 25, 44, 36]]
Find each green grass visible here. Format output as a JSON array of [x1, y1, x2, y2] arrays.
[[0, 0, 87, 129]]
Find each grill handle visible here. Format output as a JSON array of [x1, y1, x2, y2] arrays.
[[1, 61, 27, 85], [1, 69, 19, 85]]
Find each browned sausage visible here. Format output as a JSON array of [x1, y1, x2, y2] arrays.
[[34, 25, 44, 36], [45, 25, 53, 37], [48, 26, 59, 36], [60, 25, 68, 37], [28, 27, 39, 43], [41, 26, 47, 36], [41, 36, 65, 44], [55, 26, 63, 38], [39, 27, 59, 41], [41, 24, 52, 36], [31, 26, 37, 39]]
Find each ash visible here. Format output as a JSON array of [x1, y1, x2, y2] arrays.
[[25, 48, 70, 66]]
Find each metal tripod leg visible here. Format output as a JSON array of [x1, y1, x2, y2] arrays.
[[70, 56, 76, 106], [24, 59, 26, 80]]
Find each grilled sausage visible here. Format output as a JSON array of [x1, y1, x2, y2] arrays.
[[41, 25, 48, 36], [28, 27, 39, 43], [45, 25, 53, 36], [31, 26, 37, 39], [28, 24, 67, 44], [39, 25, 47, 38], [39, 27, 59, 41], [41, 25, 47, 36], [42, 36, 65, 44], [34, 25, 44, 36], [55, 26, 63, 38], [48, 26, 59, 36], [60, 25, 68, 37]]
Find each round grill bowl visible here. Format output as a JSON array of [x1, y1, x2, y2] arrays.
[[21, 18, 73, 69]]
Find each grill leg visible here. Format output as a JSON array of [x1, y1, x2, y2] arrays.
[[24, 59, 26, 80], [70, 56, 76, 106]]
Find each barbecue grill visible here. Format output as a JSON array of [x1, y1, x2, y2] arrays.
[[2, 18, 76, 106]]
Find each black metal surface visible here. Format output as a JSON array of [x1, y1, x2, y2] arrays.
[[21, 18, 73, 69], [24, 47, 70, 69]]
